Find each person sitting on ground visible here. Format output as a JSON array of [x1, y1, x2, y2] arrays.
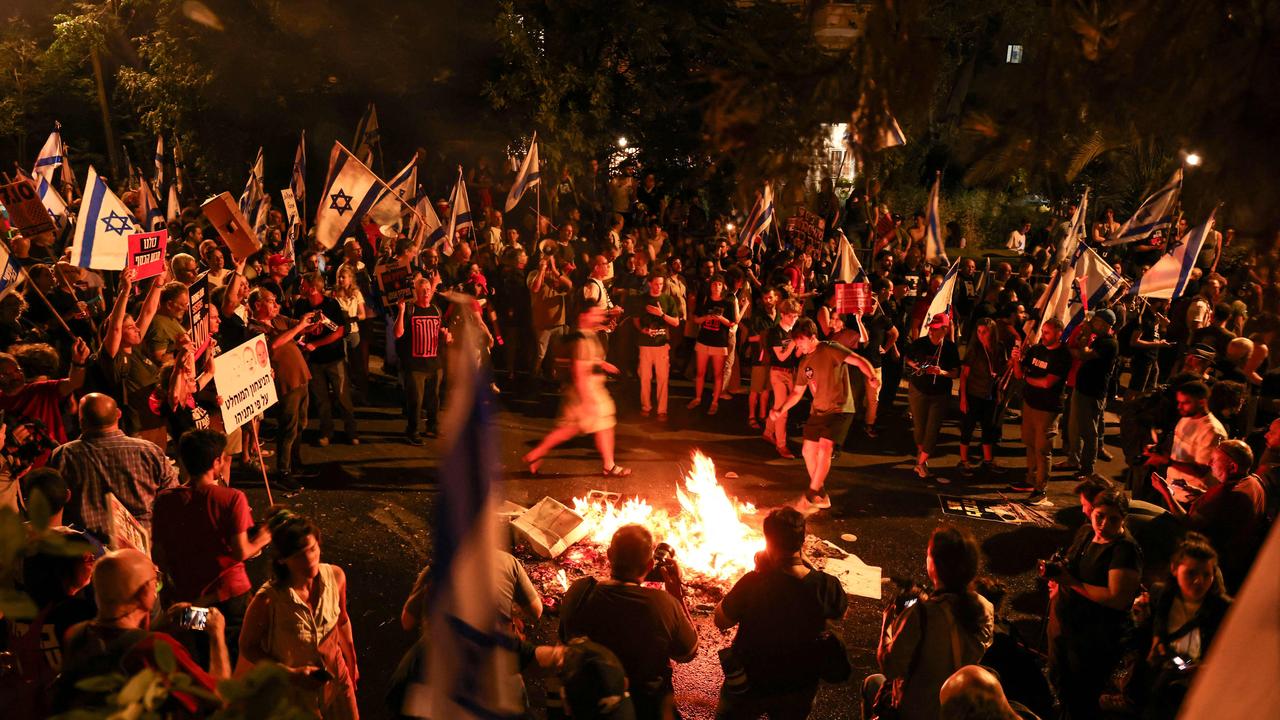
[[558, 524, 698, 720], [1124, 533, 1231, 719], [713, 507, 848, 718], [939, 665, 1038, 720], [56, 549, 228, 713], [863, 526, 995, 720], [1148, 439, 1266, 591]]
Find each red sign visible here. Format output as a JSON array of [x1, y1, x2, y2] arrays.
[[834, 282, 873, 315], [126, 229, 168, 280]]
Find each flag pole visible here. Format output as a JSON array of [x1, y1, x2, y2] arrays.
[[0, 240, 74, 336]]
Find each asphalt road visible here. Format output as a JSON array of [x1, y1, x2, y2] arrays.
[[231, 364, 1120, 719]]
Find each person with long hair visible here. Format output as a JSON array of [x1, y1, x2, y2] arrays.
[[239, 508, 359, 719], [687, 273, 738, 415], [1049, 488, 1142, 719], [958, 318, 1008, 477], [333, 264, 370, 405], [863, 525, 995, 720]]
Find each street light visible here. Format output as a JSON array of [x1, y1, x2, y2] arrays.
[[1185, 152, 1202, 167], [617, 136, 629, 149]]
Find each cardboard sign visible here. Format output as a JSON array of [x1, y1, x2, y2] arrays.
[[126, 229, 168, 280], [376, 257, 415, 307], [280, 188, 299, 227], [786, 209, 825, 246], [200, 192, 261, 261], [188, 271, 211, 367], [833, 282, 873, 315], [511, 497, 590, 559], [938, 495, 1054, 527], [214, 333, 278, 431], [0, 178, 55, 237], [106, 492, 151, 557]]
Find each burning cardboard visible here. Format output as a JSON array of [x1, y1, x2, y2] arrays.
[[511, 497, 590, 559]]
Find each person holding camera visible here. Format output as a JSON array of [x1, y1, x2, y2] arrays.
[[1123, 532, 1231, 719], [863, 526, 994, 720], [559, 524, 698, 720], [240, 507, 359, 719], [248, 286, 319, 489], [1045, 488, 1142, 719], [712, 507, 847, 719], [57, 549, 227, 713]]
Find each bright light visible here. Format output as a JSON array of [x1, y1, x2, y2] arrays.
[[616, 136, 628, 148], [725, 223, 736, 232], [1185, 152, 1202, 167]]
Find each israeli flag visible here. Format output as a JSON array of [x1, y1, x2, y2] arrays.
[[315, 142, 387, 250], [290, 131, 306, 226], [739, 182, 775, 248], [444, 168, 472, 256], [138, 179, 166, 232], [32, 124, 65, 181], [409, 190, 446, 253], [1062, 244, 1124, 334], [504, 134, 540, 212], [71, 166, 142, 270], [154, 136, 165, 188], [1130, 210, 1215, 301], [918, 258, 961, 337], [924, 174, 948, 265], [1105, 168, 1182, 246], [238, 147, 264, 218], [36, 174, 69, 226], [0, 242, 21, 293], [1056, 189, 1089, 265], [173, 137, 188, 196], [166, 182, 181, 225], [369, 154, 418, 225], [833, 230, 865, 283]]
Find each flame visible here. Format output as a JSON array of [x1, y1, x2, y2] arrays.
[[556, 569, 570, 592], [572, 451, 765, 583]]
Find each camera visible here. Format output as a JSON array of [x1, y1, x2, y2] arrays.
[[1039, 551, 1068, 580], [644, 542, 676, 582], [179, 606, 210, 631]]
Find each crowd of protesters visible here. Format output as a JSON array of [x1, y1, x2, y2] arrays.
[[0, 148, 1277, 720]]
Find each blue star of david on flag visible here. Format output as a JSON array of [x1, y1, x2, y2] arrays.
[[101, 210, 133, 235], [329, 189, 354, 216]]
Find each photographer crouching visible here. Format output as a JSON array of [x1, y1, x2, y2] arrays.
[[1044, 488, 1142, 718], [712, 507, 849, 719], [863, 526, 994, 720]]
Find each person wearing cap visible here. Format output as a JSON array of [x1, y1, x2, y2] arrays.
[[261, 253, 299, 309], [904, 312, 961, 480], [1063, 309, 1120, 477]]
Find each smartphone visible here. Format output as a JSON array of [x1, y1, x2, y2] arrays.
[[903, 598, 918, 609], [1171, 655, 1191, 671], [179, 606, 210, 631]]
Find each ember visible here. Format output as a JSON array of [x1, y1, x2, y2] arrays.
[[571, 451, 765, 584]]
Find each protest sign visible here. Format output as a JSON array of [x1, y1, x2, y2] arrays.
[[126, 229, 168, 280], [376, 257, 415, 307], [106, 492, 151, 557], [0, 177, 55, 237], [280, 188, 299, 227], [786, 209, 825, 246], [214, 333, 278, 431], [201, 191, 261, 261], [938, 495, 1053, 527], [833, 282, 873, 315], [188, 271, 211, 363], [0, 242, 21, 293]]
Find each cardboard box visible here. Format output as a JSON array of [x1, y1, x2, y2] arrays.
[[201, 192, 261, 261], [511, 497, 589, 559]]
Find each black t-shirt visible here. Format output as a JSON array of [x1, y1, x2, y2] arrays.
[[1021, 343, 1071, 412], [905, 337, 960, 396], [721, 566, 847, 693], [1074, 335, 1119, 398], [856, 311, 894, 368], [558, 579, 698, 696], [292, 296, 349, 365], [1190, 325, 1235, 357], [397, 302, 445, 371], [630, 293, 679, 347], [766, 324, 799, 370], [696, 297, 738, 347], [1061, 528, 1142, 631]]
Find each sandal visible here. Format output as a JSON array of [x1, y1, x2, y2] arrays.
[[602, 465, 633, 477], [749, 418, 761, 429]]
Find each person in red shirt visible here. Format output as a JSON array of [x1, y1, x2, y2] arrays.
[[0, 338, 91, 446], [153, 429, 271, 662]]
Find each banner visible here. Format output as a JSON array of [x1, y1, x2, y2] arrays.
[[833, 282, 873, 315], [0, 178, 56, 237], [214, 333, 278, 431], [786, 209, 824, 246], [188, 272, 211, 366], [126, 229, 167, 280], [280, 188, 299, 227], [106, 492, 151, 556], [376, 257, 415, 307]]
